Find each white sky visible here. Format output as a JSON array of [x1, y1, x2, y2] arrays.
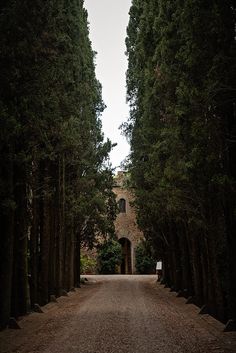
[[84, 0, 132, 171]]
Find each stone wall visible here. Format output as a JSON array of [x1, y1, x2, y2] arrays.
[[113, 171, 144, 273]]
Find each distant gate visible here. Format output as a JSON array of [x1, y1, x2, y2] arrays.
[[119, 237, 132, 274]]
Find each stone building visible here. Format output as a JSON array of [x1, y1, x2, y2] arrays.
[[113, 171, 144, 274]]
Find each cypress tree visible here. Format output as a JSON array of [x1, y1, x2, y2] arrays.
[[125, 0, 236, 323], [0, 0, 116, 329]]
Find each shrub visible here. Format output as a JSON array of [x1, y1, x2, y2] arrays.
[[135, 240, 156, 274], [80, 254, 97, 274], [97, 239, 122, 274]]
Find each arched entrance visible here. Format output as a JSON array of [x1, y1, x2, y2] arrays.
[[119, 237, 132, 274]]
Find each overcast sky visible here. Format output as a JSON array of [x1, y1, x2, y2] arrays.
[[84, 0, 132, 171]]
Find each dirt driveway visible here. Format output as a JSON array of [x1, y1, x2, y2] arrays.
[[0, 275, 236, 353]]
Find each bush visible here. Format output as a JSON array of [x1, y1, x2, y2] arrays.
[[135, 240, 156, 274], [80, 254, 97, 274], [97, 239, 122, 274]]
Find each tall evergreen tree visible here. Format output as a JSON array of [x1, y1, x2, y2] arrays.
[[0, 0, 116, 329], [125, 0, 236, 323]]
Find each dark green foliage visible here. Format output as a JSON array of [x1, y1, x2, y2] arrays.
[[80, 254, 97, 275], [135, 241, 156, 274], [97, 239, 122, 274], [125, 0, 236, 323], [0, 0, 116, 329]]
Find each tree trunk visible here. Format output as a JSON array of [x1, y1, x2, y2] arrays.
[[74, 229, 81, 288], [39, 161, 51, 305], [29, 172, 40, 307], [11, 165, 29, 317], [49, 197, 56, 296], [225, 109, 236, 321], [179, 222, 193, 298], [225, 191, 236, 321], [0, 155, 15, 329], [55, 156, 65, 296], [190, 229, 203, 307]]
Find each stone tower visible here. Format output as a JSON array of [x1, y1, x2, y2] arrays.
[[113, 171, 143, 274]]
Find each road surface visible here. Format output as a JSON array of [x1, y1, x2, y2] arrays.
[[0, 275, 236, 353]]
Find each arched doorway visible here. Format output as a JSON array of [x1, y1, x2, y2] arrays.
[[119, 238, 132, 274]]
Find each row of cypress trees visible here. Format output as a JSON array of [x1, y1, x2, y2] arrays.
[[0, 1, 116, 330], [125, 0, 236, 324]]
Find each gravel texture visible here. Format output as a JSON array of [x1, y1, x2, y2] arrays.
[[0, 275, 236, 353]]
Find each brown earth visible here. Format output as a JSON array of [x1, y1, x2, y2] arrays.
[[0, 275, 236, 353]]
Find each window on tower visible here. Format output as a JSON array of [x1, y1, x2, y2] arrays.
[[118, 198, 126, 213]]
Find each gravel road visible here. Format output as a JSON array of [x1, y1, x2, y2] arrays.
[[0, 275, 236, 353]]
